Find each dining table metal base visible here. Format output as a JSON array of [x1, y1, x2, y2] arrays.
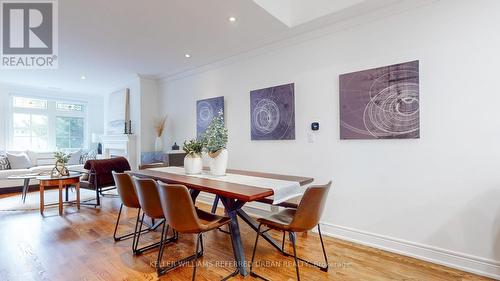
[[190, 190, 285, 277], [219, 197, 248, 276]]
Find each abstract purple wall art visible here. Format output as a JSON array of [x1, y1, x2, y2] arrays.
[[197, 96, 224, 139], [250, 83, 295, 140], [339, 61, 420, 139]]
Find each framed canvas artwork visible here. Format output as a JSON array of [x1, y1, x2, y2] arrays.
[[250, 83, 295, 140], [196, 96, 224, 139], [339, 60, 420, 139]]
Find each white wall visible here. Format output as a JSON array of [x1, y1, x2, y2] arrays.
[[0, 82, 104, 152], [140, 77, 161, 152], [159, 0, 500, 278], [104, 76, 160, 168]]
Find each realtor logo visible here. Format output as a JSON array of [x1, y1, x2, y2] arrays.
[[1, 0, 58, 69]]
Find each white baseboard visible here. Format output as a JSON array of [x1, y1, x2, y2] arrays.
[[196, 194, 500, 279], [320, 223, 500, 280]]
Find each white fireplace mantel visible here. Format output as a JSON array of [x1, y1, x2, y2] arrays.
[[101, 134, 137, 169]]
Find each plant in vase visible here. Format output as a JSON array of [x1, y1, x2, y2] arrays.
[[154, 115, 167, 151], [182, 139, 203, 174], [52, 151, 70, 178], [204, 109, 228, 176]]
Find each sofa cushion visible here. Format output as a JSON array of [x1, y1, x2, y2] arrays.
[[6, 152, 32, 169], [67, 164, 84, 170], [66, 164, 87, 180], [0, 168, 31, 179], [28, 164, 84, 174], [29, 165, 55, 174], [25, 150, 38, 166], [0, 154, 10, 170]]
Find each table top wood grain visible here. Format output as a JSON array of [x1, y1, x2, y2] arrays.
[[129, 168, 313, 202]]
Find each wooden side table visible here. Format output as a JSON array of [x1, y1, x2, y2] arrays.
[[38, 174, 81, 215]]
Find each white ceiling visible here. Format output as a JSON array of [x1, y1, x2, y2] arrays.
[[0, 0, 403, 95]]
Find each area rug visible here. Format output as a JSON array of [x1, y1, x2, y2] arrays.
[[0, 189, 97, 211]]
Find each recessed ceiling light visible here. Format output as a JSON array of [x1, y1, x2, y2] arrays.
[[184, 54, 191, 58], [228, 17, 236, 22], [80, 75, 86, 80]]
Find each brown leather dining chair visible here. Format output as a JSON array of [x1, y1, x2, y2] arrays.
[[156, 182, 238, 280], [112, 172, 148, 244], [250, 181, 332, 281], [132, 177, 177, 255]]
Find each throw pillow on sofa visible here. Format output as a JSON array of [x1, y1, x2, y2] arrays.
[[0, 154, 11, 170], [25, 150, 38, 166], [67, 150, 82, 165], [79, 149, 97, 164], [6, 152, 32, 169]]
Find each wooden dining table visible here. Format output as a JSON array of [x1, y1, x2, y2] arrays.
[[129, 168, 313, 277]]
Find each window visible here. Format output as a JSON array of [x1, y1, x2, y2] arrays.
[[56, 117, 84, 149], [13, 96, 48, 109], [56, 102, 84, 112], [12, 113, 49, 150], [9, 95, 87, 151]]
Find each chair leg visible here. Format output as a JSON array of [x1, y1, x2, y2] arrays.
[[251, 225, 328, 281], [279, 225, 329, 272], [290, 231, 301, 281], [281, 231, 286, 252], [318, 224, 329, 272], [134, 217, 173, 255], [199, 232, 204, 254], [250, 223, 271, 280], [114, 206, 150, 242], [157, 232, 204, 277], [132, 208, 141, 251], [113, 203, 124, 241], [95, 186, 100, 206], [156, 222, 168, 275], [191, 233, 203, 281], [133, 212, 146, 254]]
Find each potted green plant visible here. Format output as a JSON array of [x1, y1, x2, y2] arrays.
[[182, 139, 203, 174], [203, 109, 228, 176], [52, 151, 70, 177]]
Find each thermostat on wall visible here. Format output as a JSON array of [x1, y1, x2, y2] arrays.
[[311, 122, 320, 131]]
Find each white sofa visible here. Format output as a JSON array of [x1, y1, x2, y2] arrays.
[[0, 151, 85, 190]]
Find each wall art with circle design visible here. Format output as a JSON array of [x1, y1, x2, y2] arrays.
[[196, 96, 224, 139], [250, 83, 295, 140], [340, 60, 420, 139]]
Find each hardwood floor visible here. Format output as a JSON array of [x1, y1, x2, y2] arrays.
[[0, 192, 494, 281]]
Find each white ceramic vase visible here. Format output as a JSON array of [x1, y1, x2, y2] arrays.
[[154, 136, 163, 151], [184, 154, 203, 174], [209, 149, 228, 176]]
